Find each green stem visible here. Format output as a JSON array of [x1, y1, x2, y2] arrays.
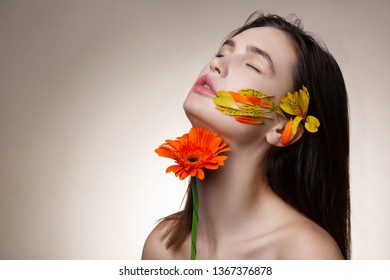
[[190, 176, 198, 260]]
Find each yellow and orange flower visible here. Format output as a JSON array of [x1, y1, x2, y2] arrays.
[[213, 86, 320, 146], [279, 86, 320, 145], [155, 127, 231, 180]]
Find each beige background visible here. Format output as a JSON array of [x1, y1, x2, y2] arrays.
[[0, 0, 389, 259]]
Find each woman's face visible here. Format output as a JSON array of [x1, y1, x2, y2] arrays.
[[183, 27, 298, 145]]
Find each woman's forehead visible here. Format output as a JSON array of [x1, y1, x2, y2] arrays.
[[230, 27, 295, 54]]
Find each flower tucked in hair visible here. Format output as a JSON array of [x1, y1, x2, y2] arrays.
[[279, 86, 320, 145], [155, 127, 231, 180], [213, 85, 320, 146]]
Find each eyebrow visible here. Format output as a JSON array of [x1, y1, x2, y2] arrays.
[[222, 39, 275, 74]]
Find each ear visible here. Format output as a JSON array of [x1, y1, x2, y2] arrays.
[[266, 119, 304, 147]]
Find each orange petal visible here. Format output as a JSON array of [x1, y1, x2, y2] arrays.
[[178, 170, 190, 180], [214, 155, 229, 163], [190, 168, 198, 177], [248, 95, 273, 109], [203, 163, 219, 169], [165, 139, 182, 150], [166, 165, 182, 174], [155, 146, 177, 158], [219, 147, 232, 153], [246, 95, 261, 106], [281, 119, 293, 145], [229, 91, 251, 105], [235, 116, 262, 124], [196, 169, 205, 180]]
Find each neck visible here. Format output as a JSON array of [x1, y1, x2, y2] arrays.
[[195, 142, 278, 253]]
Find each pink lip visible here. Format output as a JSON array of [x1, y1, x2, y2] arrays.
[[192, 75, 216, 97]]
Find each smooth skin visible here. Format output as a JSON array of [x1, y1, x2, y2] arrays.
[[142, 27, 343, 260]]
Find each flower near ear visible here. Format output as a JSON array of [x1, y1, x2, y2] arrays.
[[155, 127, 231, 180], [213, 86, 320, 146], [279, 86, 320, 145]]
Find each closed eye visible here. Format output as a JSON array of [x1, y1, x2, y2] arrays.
[[246, 63, 261, 73]]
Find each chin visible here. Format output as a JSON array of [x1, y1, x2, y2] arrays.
[[183, 92, 263, 145], [184, 91, 226, 130]]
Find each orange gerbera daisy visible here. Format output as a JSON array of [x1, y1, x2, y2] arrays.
[[155, 127, 231, 180]]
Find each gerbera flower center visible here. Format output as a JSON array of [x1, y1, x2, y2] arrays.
[[187, 155, 200, 163], [182, 148, 206, 165]]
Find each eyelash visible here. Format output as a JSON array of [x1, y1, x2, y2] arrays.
[[246, 63, 261, 73], [214, 53, 261, 74]]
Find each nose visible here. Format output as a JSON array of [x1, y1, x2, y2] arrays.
[[210, 56, 227, 77]]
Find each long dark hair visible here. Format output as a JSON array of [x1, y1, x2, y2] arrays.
[[160, 12, 351, 259]]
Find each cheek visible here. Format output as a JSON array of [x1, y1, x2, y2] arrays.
[[224, 72, 275, 96]]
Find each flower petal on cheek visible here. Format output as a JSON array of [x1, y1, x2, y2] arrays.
[[246, 96, 271, 109], [229, 91, 251, 105], [235, 116, 262, 124], [213, 91, 240, 110]]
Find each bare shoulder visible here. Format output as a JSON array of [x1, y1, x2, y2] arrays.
[[142, 220, 187, 260], [142, 221, 171, 260], [279, 219, 343, 260]]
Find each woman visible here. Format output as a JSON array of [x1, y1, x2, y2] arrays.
[[142, 12, 350, 260]]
